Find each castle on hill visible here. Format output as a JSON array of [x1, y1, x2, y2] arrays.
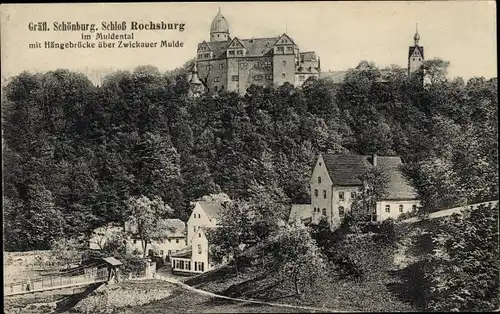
[[188, 9, 425, 96]]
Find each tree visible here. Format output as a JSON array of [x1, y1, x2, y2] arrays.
[[420, 203, 499, 311], [125, 195, 173, 257], [422, 58, 450, 86], [350, 167, 390, 226], [271, 220, 327, 295], [50, 236, 86, 270]]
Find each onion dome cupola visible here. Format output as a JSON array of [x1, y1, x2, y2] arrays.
[[210, 8, 230, 42], [413, 23, 420, 46]]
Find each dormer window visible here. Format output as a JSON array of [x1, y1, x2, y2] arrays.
[[237, 50, 243, 55], [339, 191, 345, 201], [318, 176, 321, 184], [229, 50, 235, 55]]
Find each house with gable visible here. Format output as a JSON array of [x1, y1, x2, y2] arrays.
[[125, 218, 187, 260], [290, 153, 420, 230], [170, 200, 229, 274]]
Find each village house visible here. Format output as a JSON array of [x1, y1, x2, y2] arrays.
[[170, 200, 229, 274], [290, 153, 420, 230], [125, 218, 187, 260]]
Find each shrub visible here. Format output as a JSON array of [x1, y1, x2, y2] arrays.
[[417, 204, 499, 311]]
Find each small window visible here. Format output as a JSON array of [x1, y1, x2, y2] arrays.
[[319, 162, 322, 166], [351, 192, 356, 199], [265, 74, 273, 80], [228, 50, 235, 55], [339, 206, 345, 216], [254, 75, 262, 81], [193, 226, 196, 232], [168, 239, 172, 243], [159, 250, 164, 256], [133, 239, 137, 244], [385, 205, 390, 213], [314, 189, 318, 197], [277, 46, 284, 52], [197, 244, 202, 254], [281, 73, 286, 78], [399, 205, 404, 213], [219, 64, 225, 69], [237, 50, 243, 55], [339, 191, 345, 201], [240, 62, 247, 68], [299, 75, 305, 81], [287, 46, 293, 51], [231, 75, 239, 82], [198, 233, 201, 238], [322, 208, 326, 216], [412, 205, 417, 211], [214, 77, 220, 83], [176, 239, 179, 243], [323, 190, 327, 199], [413, 58, 415, 61], [318, 176, 321, 184], [204, 53, 209, 58], [255, 62, 260, 68], [282, 60, 287, 66]]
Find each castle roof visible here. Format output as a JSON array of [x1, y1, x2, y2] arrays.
[[321, 153, 418, 200], [197, 201, 227, 220], [210, 9, 229, 34]]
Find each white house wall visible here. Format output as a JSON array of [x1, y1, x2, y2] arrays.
[[310, 154, 334, 225], [187, 202, 217, 244], [375, 200, 421, 221], [191, 229, 211, 272]]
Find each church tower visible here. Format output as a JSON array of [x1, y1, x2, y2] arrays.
[[210, 8, 230, 42], [408, 24, 424, 76], [188, 62, 206, 98]]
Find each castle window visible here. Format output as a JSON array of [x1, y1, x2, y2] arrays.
[[240, 62, 247, 68], [199, 233, 201, 238], [219, 64, 225, 69], [228, 50, 235, 55], [198, 244, 202, 254], [264, 61, 272, 67], [351, 192, 356, 199], [282, 60, 287, 66], [231, 75, 239, 82], [237, 50, 243, 55], [322, 208, 326, 216], [176, 239, 179, 243], [339, 191, 345, 201], [282, 73, 286, 78], [412, 204, 417, 211], [204, 53, 209, 58], [385, 205, 391, 213], [318, 176, 321, 184], [206, 65, 213, 71], [322, 190, 326, 199], [255, 62, 260, 68], [265, 74, 273, 80], [254, 75, 263, 81], [198, 54, 203, 59], [277, 46, 284, 52], [399, 205, 404, 213], [287, 46, 293, 51], [214, 77, 220, 83], [413, 58, 415, 61], [299, 75, 305, 81], [168, 239, 171, 243], [314, 189, 318, 197], [339, 206, 345, 216]]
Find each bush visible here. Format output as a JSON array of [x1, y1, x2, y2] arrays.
[[416, 204, 499, 311]]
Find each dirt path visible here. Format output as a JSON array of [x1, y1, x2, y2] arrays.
[[153, 274, 339, 313]]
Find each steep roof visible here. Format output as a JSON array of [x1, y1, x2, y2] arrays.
[[289, 204, 312, 222], [198, 201, 227, 220], [240, 37, 279, 57], [321, 153, 418, 200], [157, 219, 186, 238], [408, 46, 425, 59], [102, 257, 122, 266]]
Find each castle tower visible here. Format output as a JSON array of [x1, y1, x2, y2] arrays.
[[210, 8, 230, 42], [188, 62, 206, 98], [408, 24, 424, 76]]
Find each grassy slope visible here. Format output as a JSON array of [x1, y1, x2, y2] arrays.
[[184, 238, 417, 312]]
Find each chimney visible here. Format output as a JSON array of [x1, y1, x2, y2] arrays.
[[371, 153, 377, 166]]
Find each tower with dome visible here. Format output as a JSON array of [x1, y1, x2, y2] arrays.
[[408, 24, 425, 76]]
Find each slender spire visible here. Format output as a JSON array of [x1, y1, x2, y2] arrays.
[[414, 22, 420, 46]]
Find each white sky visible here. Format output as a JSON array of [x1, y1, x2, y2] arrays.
[[1, 2, 497, 82]]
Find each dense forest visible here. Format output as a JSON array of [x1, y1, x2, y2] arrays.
[[2, 59, 498, 251]]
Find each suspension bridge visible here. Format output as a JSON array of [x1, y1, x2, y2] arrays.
[[4, 257, 122, 297]]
